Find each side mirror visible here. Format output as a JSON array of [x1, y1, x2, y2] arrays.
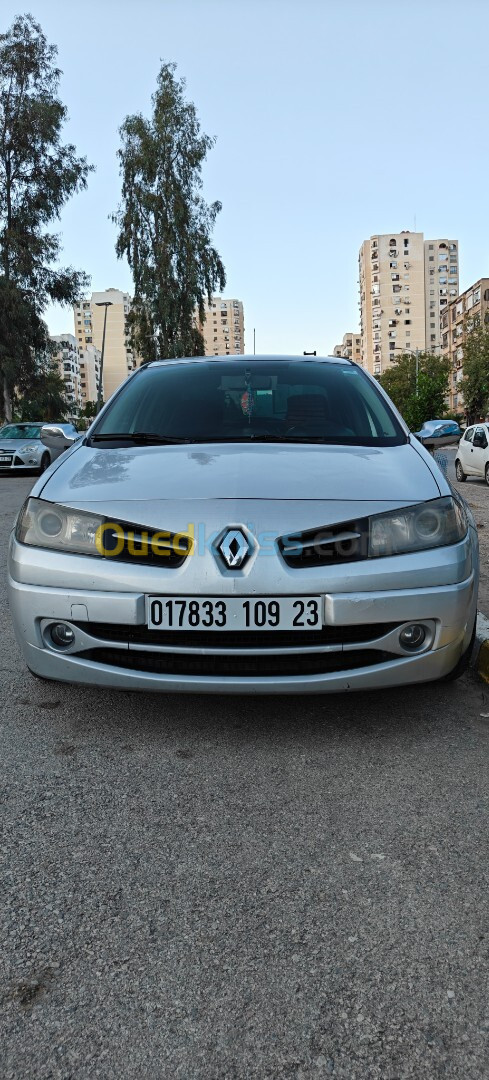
[[473, 431, 487, 448], [40, 425, 80, 451]]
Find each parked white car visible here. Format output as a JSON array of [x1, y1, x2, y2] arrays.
[[455, 424, 489, 486]]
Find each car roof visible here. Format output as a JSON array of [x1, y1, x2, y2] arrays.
[[143, 354, 353, 369]]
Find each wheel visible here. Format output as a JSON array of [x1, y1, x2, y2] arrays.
[[39, 452, 50, 474], [455, 459, 467, 482], [442, 618, 477, 682], [485, 463, 489, 487]]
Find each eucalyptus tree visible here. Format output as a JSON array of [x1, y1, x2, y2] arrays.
[[114, 62, 226, 362], [0, 14, 92, 417]]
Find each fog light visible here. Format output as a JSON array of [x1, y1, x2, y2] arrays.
[[50, 623, 75, 648], [399, 623, 426, 651]]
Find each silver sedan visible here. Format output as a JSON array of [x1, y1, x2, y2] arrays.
[[0, 422, 79, 474], [8, 356, 479, 694]]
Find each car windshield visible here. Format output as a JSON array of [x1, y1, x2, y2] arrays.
[[91, 360, 407, 447], [0, 424, 41, 440]]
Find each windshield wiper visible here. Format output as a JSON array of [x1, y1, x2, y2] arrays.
[[202, 434, 333, 444], [90, 432, 191, 445]]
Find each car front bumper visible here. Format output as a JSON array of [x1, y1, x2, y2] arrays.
[[8, 530, 478, 694], [0, 454, 43, 471]]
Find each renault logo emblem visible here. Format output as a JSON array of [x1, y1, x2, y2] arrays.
[[218, 528, 250, 569]]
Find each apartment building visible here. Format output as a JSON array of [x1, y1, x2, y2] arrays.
[[199, 297, 245, 355], [359, 232, 459, 376], [79, 344, 102, 406], [332, 332, 362, 364], [441, 278, 489, 412], [50, 334, 81, 418], [424, 239, 459, 352], [73, 289, 138, 400]]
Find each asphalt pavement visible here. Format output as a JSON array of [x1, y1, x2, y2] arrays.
[[441, 447, 489, 615], [1, 472, 489, 1080]]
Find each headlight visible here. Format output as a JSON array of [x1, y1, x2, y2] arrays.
[[369, 496, 468, 558], [16, 498, 105, 556], [19, 445, 39, 453]]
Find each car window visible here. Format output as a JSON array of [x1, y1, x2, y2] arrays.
[[92, 361, 407, 447], [464, 428, 474, 443], [0, 424, 41, 439]]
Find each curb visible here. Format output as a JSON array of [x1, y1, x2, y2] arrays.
[[472, 612, 489, 684]]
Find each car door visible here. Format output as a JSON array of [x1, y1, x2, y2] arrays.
[[459, 427, 476, 473], [484, 425, 489, 476], [470, 426, 489, 477]]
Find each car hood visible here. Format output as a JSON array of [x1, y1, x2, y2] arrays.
[[40, 440, 442, 508], [0, 438, 41, 451]]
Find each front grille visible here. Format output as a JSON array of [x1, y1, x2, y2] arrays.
[[14, 456, 25, 466], [279, 518, 369, 568], [98, 521, 191, 568], [73, 621, 400, 649], [79, 648, 397, 678]]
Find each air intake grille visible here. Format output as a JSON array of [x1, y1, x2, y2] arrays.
[[73, 622, 399, 649], [80, 648, 397, 678]]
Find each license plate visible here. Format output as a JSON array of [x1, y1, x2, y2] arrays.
[[146, 596, 323, 631], [0, 455, 12, 465]]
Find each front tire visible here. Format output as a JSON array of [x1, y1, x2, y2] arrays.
[[485, 463, 489, 487], [39, 452, 50, 474], [455, 459, 467, 482]]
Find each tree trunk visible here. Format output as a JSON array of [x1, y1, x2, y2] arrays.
[[3, 375, 12, 421]]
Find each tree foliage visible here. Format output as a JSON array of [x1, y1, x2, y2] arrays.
[[379, 351, 451, 431], [460, 318, 489, 422], [0, 14, 92, 416], [15, 355, 71, 422], [113, 62, 226, 362]]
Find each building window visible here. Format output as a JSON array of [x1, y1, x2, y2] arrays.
[[404, 319, 411, 325]]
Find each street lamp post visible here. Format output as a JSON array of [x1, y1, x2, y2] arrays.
[[95, 301, 113, 414]]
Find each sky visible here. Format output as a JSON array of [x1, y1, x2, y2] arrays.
[[2, 0, 489, 355]]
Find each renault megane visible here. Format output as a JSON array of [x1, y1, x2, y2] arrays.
[[8, 355, 479, 694]]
